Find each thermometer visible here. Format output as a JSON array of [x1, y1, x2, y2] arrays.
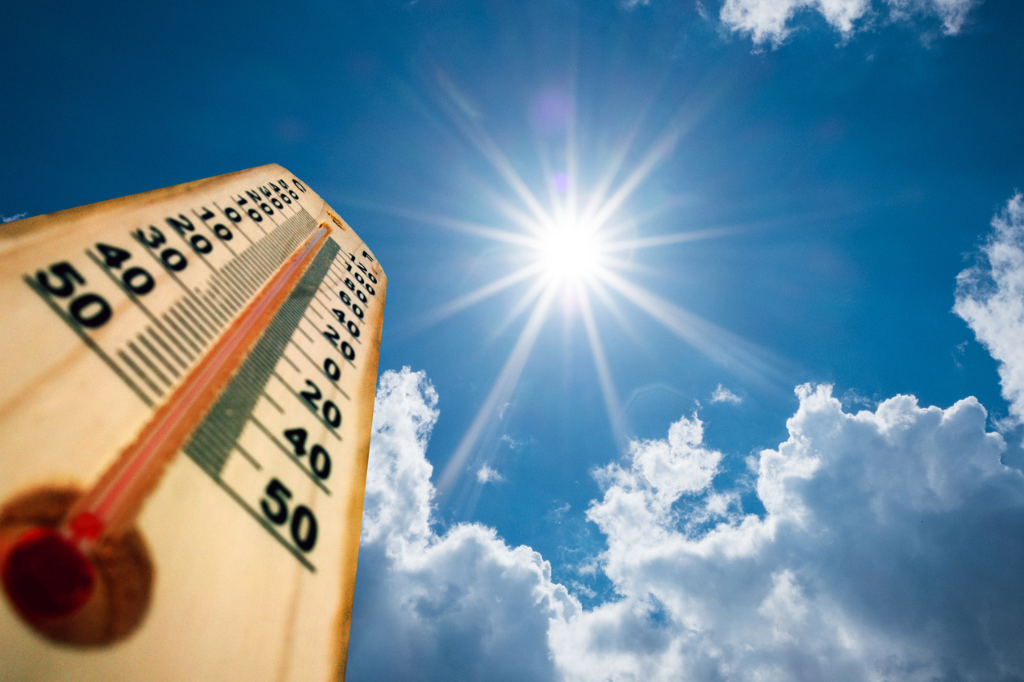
[[0, 165, 384, 682]]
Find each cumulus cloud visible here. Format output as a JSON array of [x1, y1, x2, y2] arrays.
[[710, 384, 743, 404], [955, 193, 1024, 423], [719, 0, 979, 46]]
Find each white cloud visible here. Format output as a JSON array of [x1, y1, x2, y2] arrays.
[[1, 212, 27, 223], [719, 0, 979, 46], [477, 464, 504, 483], [710, 384, 742, 404], [955, 193, 1024, 423]]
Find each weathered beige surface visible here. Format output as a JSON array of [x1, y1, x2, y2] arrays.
[[0, 165, 385, 681]]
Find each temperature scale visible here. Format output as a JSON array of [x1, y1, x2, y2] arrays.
[[0, 165, 385, 681]]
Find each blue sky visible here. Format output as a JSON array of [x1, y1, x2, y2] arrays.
[[5, 0, 1024, 679]]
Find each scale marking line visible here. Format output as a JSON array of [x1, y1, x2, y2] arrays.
[[270, 371, 343, 441], [216, 268, 247, 308], [248, 417, 332, 495], [117, 349, 163, 397], [207, 276, 240, 312], [138, 332, 180, 379], [201, 291, 231, 325], [147, 327, 187, 371], [181, 298, 215, 340], [133, 230, 222, 332], [262, 391, 284, 414], [128, 341, 171, 388], [288, 340, 351, 400], [225, 260, 257, 297], [207, 473, 315, 572], [24, 276, 154, 408], [85, 248, 194, 370], [296, 315, 356, 369], [233, 443, 262, 470], [161, 312, 199, 358], [296, 324, 315, 344], [212, 201, 257, 245], [169, 306, 205, 348], [281, 353, 301, 374]]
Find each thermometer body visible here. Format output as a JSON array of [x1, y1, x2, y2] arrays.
[[0, 165, 384, 682]]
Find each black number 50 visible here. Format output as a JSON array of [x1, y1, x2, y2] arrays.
[[260, 478, 318, 552]]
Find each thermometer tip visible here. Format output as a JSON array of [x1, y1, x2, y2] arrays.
[[2, 527, 95, 619]]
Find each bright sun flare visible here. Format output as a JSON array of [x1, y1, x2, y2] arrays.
[[393, 88, 758, 494], [538, 220, 602, 281]]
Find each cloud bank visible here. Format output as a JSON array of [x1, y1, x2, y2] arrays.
[[718, 0, 979, 46], [347, 193, 1024, 681]]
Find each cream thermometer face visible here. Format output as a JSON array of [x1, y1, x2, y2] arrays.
[[0, 165, 385, 682]]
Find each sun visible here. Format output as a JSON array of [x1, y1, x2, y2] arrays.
[[537, 219, 603, 283]]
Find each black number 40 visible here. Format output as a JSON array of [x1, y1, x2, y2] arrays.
[[260, 478, 318, 552]]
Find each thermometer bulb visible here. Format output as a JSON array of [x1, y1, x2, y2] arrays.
[[2, 527, 95, 619]]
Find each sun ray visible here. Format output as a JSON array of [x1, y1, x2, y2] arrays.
[[438, 89, 557, 232], [603, 225, 750, 253], [490, 276, 553, 341], [594, 257, 662, 278], [596, 194, 693, 242], [579, 286, 629, 448], [580, 101, 657, 224], [538, 155, 561, 221], [339, 197, 537, 247], [585, 87, 725, 232], [565, 110, 579, 230], [586, 275, 649, 350], [473, 181, 549, 238], [436, 285, 559, 494], [598, 269, 789, 387], [414, 263, 547, 331], [586, 120, 686, 230]]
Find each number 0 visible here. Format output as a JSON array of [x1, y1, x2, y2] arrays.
[[70, 293, 112, 328], [291, 506, 317, 552], [322, 400, 341, 428]]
